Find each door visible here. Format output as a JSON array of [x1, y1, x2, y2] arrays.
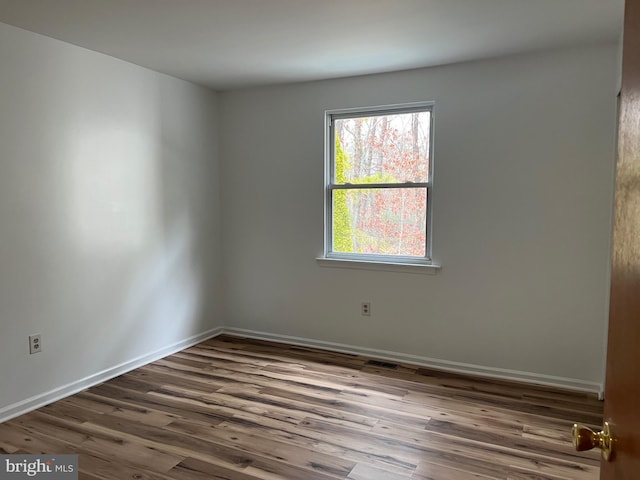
[[600, 0, 640, 478]]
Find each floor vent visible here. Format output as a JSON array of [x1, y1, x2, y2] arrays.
[[366, 360, 398, 369]]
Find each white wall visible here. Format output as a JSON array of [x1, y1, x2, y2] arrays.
[[219, 44, 618, 390], [0, 22, 618, 417], [0, 22, 222, 418]]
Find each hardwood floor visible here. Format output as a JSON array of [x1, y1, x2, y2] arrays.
[[0, 335, 603, 479]]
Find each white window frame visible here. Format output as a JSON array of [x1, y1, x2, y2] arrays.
[[321, 102, 437, 270]]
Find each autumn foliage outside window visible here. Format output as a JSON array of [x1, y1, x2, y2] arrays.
[[326, 105, 433, 261]]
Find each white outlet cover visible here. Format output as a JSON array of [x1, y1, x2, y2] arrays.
[[29, 334, 42, 354]]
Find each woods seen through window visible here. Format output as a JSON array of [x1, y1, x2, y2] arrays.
[[325, 103, 433, 263]]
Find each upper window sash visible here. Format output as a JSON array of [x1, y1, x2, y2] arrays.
[[327, 103, 433, 186]]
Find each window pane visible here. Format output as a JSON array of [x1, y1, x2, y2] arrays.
[[332, 188, 427, 257], [334, 111, 430, 184]]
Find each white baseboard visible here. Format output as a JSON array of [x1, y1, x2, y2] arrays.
[[0, 326, 224, 423], [222, 327, 604, 396], [0, 324, 603, 424]]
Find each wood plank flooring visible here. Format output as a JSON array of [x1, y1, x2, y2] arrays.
[[0, 335, 603, 479]]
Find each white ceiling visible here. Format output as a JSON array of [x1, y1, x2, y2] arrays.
[[0, 0, 624, 90]]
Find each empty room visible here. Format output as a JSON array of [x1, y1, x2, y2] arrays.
[[1, 1, 638, 479]]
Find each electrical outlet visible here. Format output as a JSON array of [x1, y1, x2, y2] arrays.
[[361, 302, 371, 316], [29, 334, 42, 355]]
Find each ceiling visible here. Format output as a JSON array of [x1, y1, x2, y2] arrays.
[[0, 0, 624, 90]]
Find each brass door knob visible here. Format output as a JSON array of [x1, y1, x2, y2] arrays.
[[572, 422, 613, 461]]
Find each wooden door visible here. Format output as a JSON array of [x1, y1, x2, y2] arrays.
[[601, 0, 640, 478]]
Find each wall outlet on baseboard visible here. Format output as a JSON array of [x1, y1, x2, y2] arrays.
[[29, 334, 42, 354], [361, 302, 371, 316]]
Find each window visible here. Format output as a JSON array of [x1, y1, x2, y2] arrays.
[[323, 102, 434, 267]]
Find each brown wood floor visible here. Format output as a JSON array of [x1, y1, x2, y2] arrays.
[[0, 335, 603, 479]]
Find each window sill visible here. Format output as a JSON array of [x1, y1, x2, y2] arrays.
[[316, 257, 441, 275]]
